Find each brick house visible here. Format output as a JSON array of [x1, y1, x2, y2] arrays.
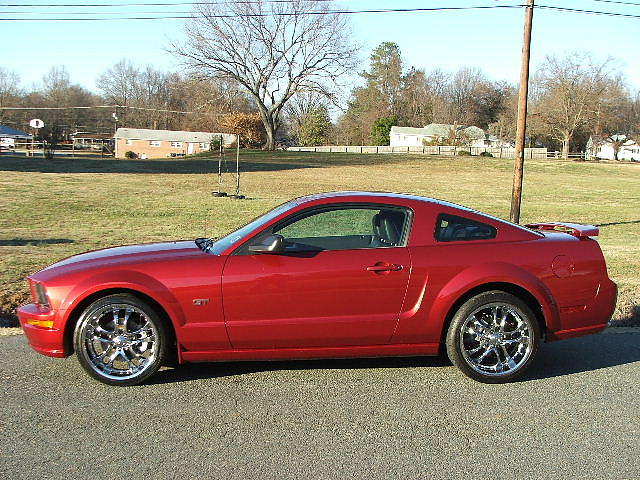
[[113, 128, 235, 159]]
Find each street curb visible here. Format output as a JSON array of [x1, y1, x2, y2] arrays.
[[0, 327, 23, 336]]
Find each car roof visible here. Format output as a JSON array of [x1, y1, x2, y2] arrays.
[[292, 191, 474, 211], [291, 191, 542, 238]]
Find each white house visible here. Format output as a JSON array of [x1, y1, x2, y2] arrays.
[[586, 135, 640, 161], [389, 123, 507, 148], [0, 125, 32, 150]]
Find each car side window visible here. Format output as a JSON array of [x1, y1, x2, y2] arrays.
[[435, 213, 497, 242], [272, 206, 409, 252]]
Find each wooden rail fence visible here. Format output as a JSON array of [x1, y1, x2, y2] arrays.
[[287, 145, 548, 159]]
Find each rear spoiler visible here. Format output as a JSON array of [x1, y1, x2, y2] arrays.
[[524, 222, 599, 238]]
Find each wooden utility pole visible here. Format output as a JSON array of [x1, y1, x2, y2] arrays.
[[510, 0, 534, 224]]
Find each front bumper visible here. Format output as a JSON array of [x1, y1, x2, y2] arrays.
[[17, 303, 68, 358]]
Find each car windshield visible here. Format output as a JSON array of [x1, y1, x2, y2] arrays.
[[202, 200, 296, 255]]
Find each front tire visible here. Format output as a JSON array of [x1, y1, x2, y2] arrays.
[[73, 294, 169, 386], [446, 291, 540, 383]]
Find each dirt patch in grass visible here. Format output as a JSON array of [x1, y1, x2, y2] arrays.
[[610, 286, 640, 327], [0, 289, 29, 327]]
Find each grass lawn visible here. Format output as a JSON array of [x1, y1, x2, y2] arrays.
[[1, 151, 638, 326]]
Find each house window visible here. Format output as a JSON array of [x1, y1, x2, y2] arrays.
[[125, 139, 133, 145], [170, 141, 183, 148], [149, 140, 161, 147], [199, 142, 209, 149]]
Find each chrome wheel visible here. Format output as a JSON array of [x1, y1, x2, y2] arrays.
[[446, 291, 540, 383], [460, 303, 532, 377], [74, 294, 168, 385]]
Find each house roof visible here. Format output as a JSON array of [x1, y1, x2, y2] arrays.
[[390, 126, 434, 136], [0, 125, 32, 139], [423, 124, 456, 137], [462, 126, 486, 140], [114, 128, 233, 143]]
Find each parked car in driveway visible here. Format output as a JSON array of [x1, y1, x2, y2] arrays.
[[18, 192, 617, 386]]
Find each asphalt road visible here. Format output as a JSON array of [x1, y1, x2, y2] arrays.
[[2, 331, 640, 480]]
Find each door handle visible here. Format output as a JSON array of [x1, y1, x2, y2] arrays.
[[366, 262, 403, 274]]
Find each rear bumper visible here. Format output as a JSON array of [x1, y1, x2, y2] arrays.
[[548, 279, 617, 341], [17, 303, 68, 358]]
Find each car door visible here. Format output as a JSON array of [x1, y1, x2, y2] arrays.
[[221, 205, 412, 349]]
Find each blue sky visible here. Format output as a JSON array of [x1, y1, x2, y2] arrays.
[[1, 0, 639, 97]]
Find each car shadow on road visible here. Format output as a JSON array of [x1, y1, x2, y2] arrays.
[[149, 355, 452, 385], [148, 331, 640, 385], [521, 331, 640, 381]]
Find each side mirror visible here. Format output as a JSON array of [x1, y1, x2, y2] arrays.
[[248, 234, 285, 254]]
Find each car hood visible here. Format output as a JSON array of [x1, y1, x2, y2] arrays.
[[38, 240, 203, 274]]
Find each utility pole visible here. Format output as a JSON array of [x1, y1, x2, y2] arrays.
[[510, 0, 534, 224]]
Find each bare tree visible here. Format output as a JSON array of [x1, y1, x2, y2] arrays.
[[0, 67, 22, 125], [173, 76, 255, 132], [174, 0, 357, 149], [38, 66, 102, 141], [423, 68, 452, 124], [488, 87, 518, 143], [399, 68, 430, 127], [530, 53, 622, 158], [98, 60, 172, 129]]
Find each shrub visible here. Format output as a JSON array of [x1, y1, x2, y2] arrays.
[[209, 137, 222, 151], [298, 105, 331, 147], [480, 151, 494, 157], [371, 116, 397, 146], [220, 113, 266, 147], [457, 150, 472, 156], [124, 150, 138, 159]]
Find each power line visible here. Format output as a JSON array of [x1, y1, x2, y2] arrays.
[[537, 4, 640, 18], [0, 9, 197, 14], [0, 0, 407, 7], [0, 5, 532, 21], [589, 0, 640, 7], [1, 0, 335, 6], [0, 105, 202, 114], [2, 2, 639, 20]]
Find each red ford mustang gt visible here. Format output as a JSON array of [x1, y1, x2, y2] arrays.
[[18, 192, 617, 386]]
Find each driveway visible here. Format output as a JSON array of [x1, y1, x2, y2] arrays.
[[1, 331, 639, 479]]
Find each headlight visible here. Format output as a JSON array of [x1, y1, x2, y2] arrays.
[[33, 282, 51, 313]]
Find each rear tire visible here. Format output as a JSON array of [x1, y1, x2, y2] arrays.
[[446, 291, 540, 383], [73, 294, 169, 386]]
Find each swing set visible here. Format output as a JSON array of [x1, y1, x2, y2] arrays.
[[212, 133, 245, 199]]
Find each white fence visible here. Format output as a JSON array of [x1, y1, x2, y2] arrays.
[[287, 145, 548, 159]]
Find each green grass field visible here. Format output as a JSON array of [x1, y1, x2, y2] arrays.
[[1, 151, 638, 326]]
